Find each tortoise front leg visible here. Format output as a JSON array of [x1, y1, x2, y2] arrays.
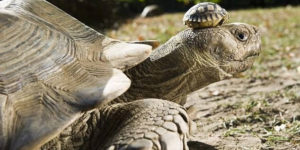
[[99, 99, 192, 150]]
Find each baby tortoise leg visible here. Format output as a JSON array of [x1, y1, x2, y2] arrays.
[[100, 99, 192, 150]]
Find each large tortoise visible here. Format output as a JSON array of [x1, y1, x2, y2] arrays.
[[0, 0, 261, 150]]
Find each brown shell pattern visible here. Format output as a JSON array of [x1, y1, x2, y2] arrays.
[[0, 0, 150, 149], [183, 2, 228, 29]]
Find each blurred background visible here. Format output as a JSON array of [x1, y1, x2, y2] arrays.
[[45, 0, 300, 149], [47, 0, 300, 29]]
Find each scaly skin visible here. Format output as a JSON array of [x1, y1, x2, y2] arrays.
[[42, 23, 261, 150], [42, 99, 192, 150], [115, 23, 261, 104], [0, 1, 261, 149]]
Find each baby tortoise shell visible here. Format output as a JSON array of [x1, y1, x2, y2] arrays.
[[183, 2, 228, 29]]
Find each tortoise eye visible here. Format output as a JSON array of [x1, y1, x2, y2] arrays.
[[236, 31, 248, 42]]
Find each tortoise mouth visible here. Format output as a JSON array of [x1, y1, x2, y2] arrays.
[[220, 54, 258, 76], [229, 51, 260, 62]]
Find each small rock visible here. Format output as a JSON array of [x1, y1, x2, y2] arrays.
[[274, 124, 286, 132]]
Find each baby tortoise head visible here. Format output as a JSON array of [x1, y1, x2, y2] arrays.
[[183, 2, 228, 29]]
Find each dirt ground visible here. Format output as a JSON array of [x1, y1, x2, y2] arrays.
[[186, 68, 300, 150], [106, 6, 300, 150]]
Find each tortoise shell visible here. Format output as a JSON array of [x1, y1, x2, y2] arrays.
[[183, 2, 228, 29], [0, 0, 152, 149]]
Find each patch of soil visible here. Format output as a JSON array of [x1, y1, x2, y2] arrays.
[[185, 71, 300, 149]]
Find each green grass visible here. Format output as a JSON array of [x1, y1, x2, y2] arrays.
[[106, 6, 300, 77], [106, 6, 300, 149], [219, 86, 300, 147]]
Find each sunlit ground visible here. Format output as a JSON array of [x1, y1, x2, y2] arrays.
[[106, 6, 300, 77], [106, 6, 300, 149]]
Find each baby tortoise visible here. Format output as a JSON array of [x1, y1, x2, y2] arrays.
[[183, 2, 228, 29]]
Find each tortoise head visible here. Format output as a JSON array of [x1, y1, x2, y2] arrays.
[[122, 23, 261, 103], [150, 23, 261, 81], [204, 23, 261, 78], [184, 23, 261, 80]]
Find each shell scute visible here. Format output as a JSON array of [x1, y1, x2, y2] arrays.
[[0, 0, 151, 149], [183, 2, 229, 29]]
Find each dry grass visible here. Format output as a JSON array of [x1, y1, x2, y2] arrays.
[[105, 6, 300, 149], [105, 6, 300, 76]]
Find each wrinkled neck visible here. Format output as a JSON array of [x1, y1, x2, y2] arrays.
[[116, 36, 222, 105]]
